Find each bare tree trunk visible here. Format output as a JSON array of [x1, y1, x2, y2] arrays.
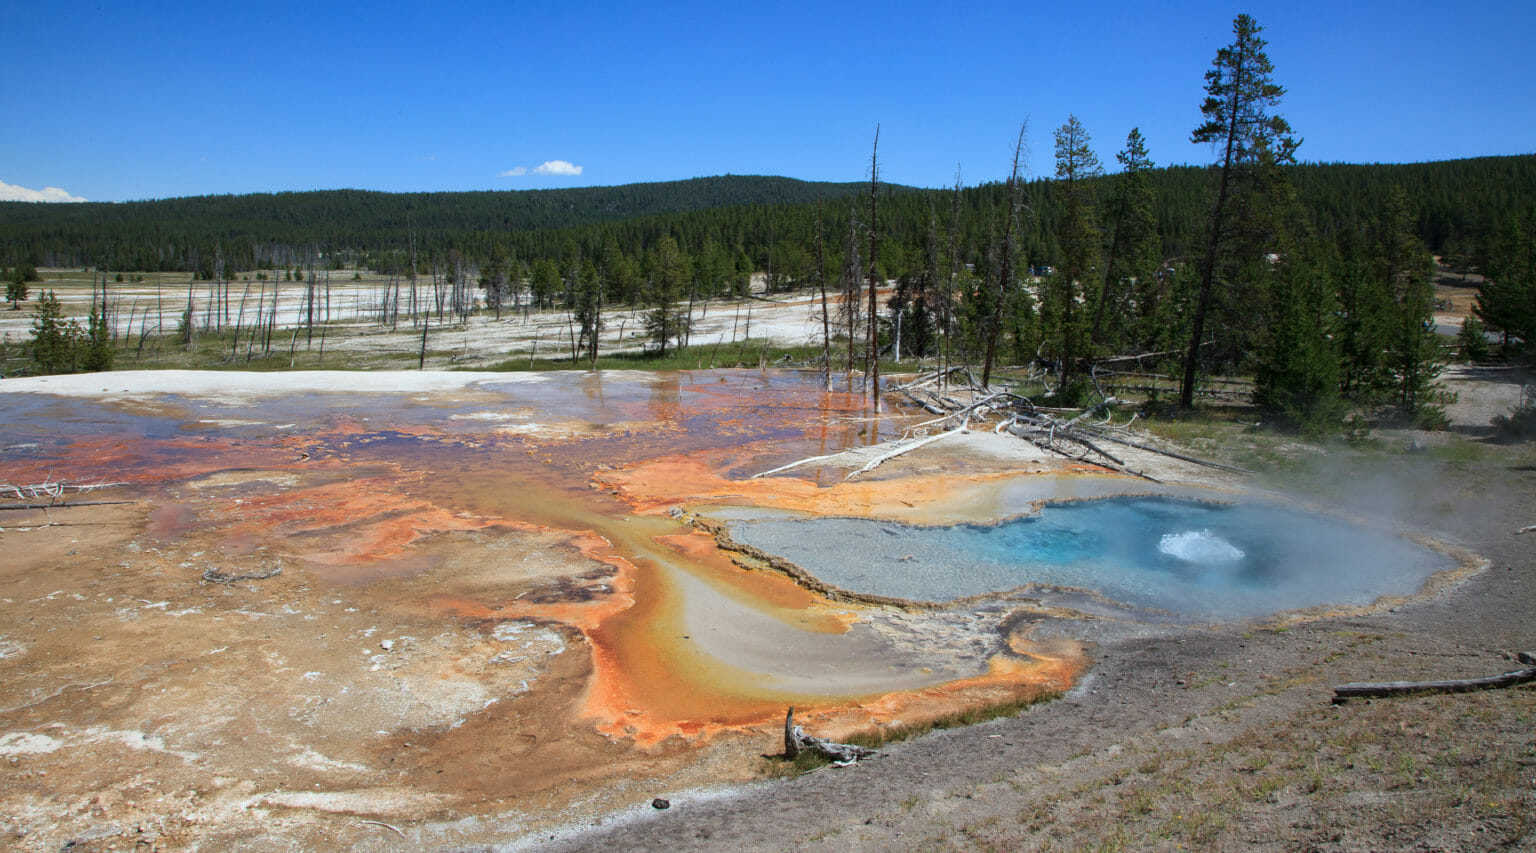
[[183, 273, 197, 351], [232, 280, 251, 360], [247, 282, 264, 363], [942, 171, 963, 398], [418, 302, 430, 369], [816, 202, 832, 391], [983, 123, 1028, 389], [866, 125, 882, 411]]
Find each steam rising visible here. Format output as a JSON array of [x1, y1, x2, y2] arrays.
[[1158, 529, 1245, 563]]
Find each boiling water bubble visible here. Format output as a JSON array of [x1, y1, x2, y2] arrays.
[[1158, 529, 1245, 564]]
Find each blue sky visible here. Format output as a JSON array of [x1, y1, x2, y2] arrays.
[[3, 0, 1532, 202]]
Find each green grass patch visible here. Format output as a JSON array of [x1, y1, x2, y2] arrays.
[[485, 339, 859, 373]]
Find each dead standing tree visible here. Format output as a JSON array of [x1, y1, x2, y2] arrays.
[[983, 123, 1029, 390], [839, 207, 866, 375], [815, 202, 833, 391], [866, 125, 882, 411]]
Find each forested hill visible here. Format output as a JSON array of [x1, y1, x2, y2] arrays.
[[0, 156, 1531, 274], [0, 175, 876, 269]]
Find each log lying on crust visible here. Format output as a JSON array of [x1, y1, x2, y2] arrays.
[[844, 425, 965, 481], [1331, 652, 1536, 704], [0, 499, 138, 512], [784, 707, 878, 764]]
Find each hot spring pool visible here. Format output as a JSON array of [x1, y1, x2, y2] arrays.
[[726, 497, 1456, 620]]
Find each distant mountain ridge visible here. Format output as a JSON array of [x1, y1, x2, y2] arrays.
[[0, 174, 878, 237], [0, 157, 1531, 273]]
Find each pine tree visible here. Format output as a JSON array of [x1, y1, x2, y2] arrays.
[[1377, 189, 1450, 425], [1252, 255, 1344, 435], [5, 268, 28, 310], [29, 290, 84, 374], [1332, 230, 1393, 402], [643, 236, 691, 355], [1046, 114, 1101, 391], [1458, 316, 1491, 363], [891, 204, 942, 360], [575, 258, 603, 365], [478, 243, 510, 320], [82, 302, 115, 372], [1476, 215, 1536, 356], [1181, 13, 1300, 407], [531, 258, 561, 310], [1092, 128, 1158, 354]]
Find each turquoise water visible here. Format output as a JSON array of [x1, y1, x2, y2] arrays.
[[727, 497, 1455, 620]]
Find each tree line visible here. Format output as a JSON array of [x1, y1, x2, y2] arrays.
[[8, 13, 1533, 437]]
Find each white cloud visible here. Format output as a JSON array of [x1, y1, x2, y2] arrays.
[[0, 179, 86, 203], [498, 166, 528, 177], [532, 160, 582, 176]]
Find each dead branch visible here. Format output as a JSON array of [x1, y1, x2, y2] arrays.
[[2, 477, 128, 505], [1002, 416, 1161, 483], [1331, 652, 1536, 703], [358, 820, 407, 840], [783, 707, 877, 764]]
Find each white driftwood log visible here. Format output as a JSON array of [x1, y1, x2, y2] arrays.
[[783, 707, 877, 764]]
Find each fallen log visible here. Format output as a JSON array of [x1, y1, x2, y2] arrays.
[[203, 564, 283, 584], [1331, 652, 1536, 704], [750, 450, 851, 479], [1069, 428, 1254, 475], [845, 424, 965, 481], [0, 499, 139, 512], [784, 707, 878, 764]]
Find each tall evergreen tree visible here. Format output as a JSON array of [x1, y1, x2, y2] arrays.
[[478, 243, 510, 320], [1376, 189, 1449, 424], [575, 258, 603, 365], [643, 235, 691, 355], [5, 269, 28, 310], [1091, 128, 1158, 353], [1181, 13, 1299, 407], [531, 258, 561, 310], [1046, 114, 1102, 389], [82, 302, 115, 372], [1252, 253, 1344, 434], [1332, 230, 1392, 401], [1476, 214, 1536, 355], [891, 204, 942, 360]]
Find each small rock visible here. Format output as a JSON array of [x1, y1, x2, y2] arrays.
[[651, 798, 670, 810], [380, 639, 394, 651]]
